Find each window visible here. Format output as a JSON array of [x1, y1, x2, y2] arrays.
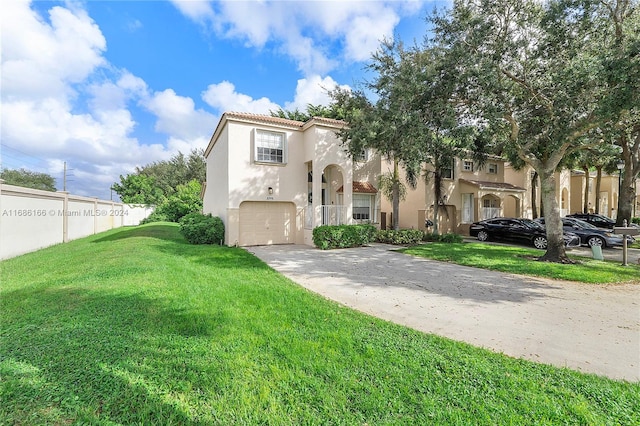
[[354, 149, 368, 162], [353, 194, 373, 220], [488, 163, 498, 174], [463, 160, 474, 172], [462, 193, 474, 223], [255, 131, 285, 164], [441, 165, 453, 179]]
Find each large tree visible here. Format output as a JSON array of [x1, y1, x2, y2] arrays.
[[594, 0, 640, 225], [112, 149, 206, 221], [329, 41, 428, 230], [0, 168, 56, 191], [431, 0, 613, 262], [113, 148, 205, 205]]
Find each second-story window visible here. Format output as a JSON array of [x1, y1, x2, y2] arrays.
[[463, 160, 474, 172], [354, 148, 368, 162], [256, 130, 285, 164], [488, 163, 498, 174]]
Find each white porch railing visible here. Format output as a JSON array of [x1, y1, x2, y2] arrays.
[[481, 207, 501, 220], [322, 205, 348, 226]]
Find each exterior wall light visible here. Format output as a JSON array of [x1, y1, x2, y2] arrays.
[[268, 187, 273, 195]]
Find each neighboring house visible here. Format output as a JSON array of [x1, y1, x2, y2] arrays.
[[570, 170, 640, 219], [202, 112, 380, 247], [380, 156, 527, 235]]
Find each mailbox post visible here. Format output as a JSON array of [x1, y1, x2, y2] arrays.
[[613, 220, 640, 266]]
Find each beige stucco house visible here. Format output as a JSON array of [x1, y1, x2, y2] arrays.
[[203, 112, 638, 246], [202, 112, 381, 246], [570, 170, 640, 219], [380, 156, 528, 234]]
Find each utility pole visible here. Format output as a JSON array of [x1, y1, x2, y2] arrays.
[[63, 161, 67, 191]]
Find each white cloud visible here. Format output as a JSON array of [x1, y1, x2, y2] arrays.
[[0, 1, 206, 199], [284, 75, 350, 111], [1, 0, 106, 100], [170, 0, 426, 75], [144, 89, 217, 143], [202, 81, 280, 114]]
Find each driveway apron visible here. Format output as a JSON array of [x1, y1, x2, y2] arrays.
[[248, 243, 640, 382]]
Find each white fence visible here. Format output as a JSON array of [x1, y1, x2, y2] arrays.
[[0, 180, 153, 260]]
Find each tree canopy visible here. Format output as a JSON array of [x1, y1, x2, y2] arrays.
[[112, 149, 205, 222], [428, 0, 638, 261], [0, 168, 57, 192]]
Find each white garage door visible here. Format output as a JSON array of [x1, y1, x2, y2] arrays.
[[239, 201, 296, 246]]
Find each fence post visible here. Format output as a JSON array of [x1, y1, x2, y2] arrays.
[[59, 191, 69, 243]]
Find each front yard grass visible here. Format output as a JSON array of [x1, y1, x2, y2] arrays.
[[1, 223, 638, 424], [402, 242, 640, 284]]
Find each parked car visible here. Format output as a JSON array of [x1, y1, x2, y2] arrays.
[[535, 217, 634, 248], [469, 217, 581, 249], [566, 213, 616, 229]]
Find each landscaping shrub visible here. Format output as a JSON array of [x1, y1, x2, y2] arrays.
[[312, 224, 377, 250], [422, 232, 464, 243], [632, 217, 639, 225], [376, 229, 424, 245], [179, 212, 225, 245], [140, 211, 168, 224]]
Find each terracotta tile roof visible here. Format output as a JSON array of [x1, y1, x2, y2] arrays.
[[459, 179, 525, 192], [224, 112, 304, 128], [337, 181, 378, 193]]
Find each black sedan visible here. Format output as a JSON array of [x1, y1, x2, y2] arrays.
[[535, 217, 633, 248], [566, 213, 616, 229], [469, 217, 581, 249]]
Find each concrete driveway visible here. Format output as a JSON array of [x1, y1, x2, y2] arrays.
[[248, 243, 640, 382]]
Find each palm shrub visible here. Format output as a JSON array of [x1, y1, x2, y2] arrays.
[[179, 212, 224, 244], [312, 224, 377, 249]]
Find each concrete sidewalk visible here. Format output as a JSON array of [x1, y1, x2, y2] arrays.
[[248, 244, 640, 382]]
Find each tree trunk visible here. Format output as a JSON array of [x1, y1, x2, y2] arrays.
[[392, 157, 400, 230], [617, 165, 635, 226], [595, 167, 602, 215], [531, 170, 538, 219], [537, 170, 573, 263], [432, 169, 442, 235], [582, 165, 590, 213]]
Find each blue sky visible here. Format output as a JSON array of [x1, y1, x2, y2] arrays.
[[1, 0, 448, 200]]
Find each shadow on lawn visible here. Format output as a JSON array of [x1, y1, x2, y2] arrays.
[[0, 285, 227, 425]]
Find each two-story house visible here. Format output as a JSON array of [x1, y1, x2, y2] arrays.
[[202, 112, 380, 246], [380, 156, 527, 234]]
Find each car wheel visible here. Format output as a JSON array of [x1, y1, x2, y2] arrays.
[[477, 230, 489, 241], [533, 236, 548, 249], [587, 236, 604, 247]]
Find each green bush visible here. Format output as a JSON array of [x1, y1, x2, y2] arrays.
[[438, 233, 464, 243], [179, 213, 225, 245], [312, 224, 377, 250], [632, 217, 639, 225], [422, 232, 464, 243], [140, 211, 168, 225], [376, 229, 424, 245]]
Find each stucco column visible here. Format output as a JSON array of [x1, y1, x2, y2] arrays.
[[343, 165, 353, 224], [312, 162, 322, 227]]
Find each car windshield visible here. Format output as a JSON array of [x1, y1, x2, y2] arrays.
[[520, 218, 543, 229], [566, 218, 598, 230]]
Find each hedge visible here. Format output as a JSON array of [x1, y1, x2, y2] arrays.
[[312, 224, 377, 250], [179, 212, 225, 245], [376, 229, 424, 245]]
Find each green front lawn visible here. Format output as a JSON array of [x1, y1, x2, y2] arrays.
[[1, 223, 638, 424], [402, 242, 640, 284]]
